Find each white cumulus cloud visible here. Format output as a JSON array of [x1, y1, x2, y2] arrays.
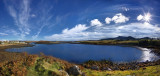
[[90, 19, 102, 26], [105, 17, 112, 24], [45, 22, 160, 41], [45, 24, 89, 41], [137, 14, 144, 21], [137, 13, 151, 23], [62, 24, 88, 34], [112, 13, 129, 23], [44, 13, 160, 41]]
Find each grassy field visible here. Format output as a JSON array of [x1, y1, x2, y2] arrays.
[[35, 41, 60, 44], [0, 43, 34, 50], [83, 65, 160, 76], [77, 40, 138, 45], [77, 40, 160, 45]]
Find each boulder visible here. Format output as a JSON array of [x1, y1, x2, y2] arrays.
[[107, 67, 112, 71], [68, 65, 82, 76]]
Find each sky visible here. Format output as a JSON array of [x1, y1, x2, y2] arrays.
[[0, 0, 160, 41]]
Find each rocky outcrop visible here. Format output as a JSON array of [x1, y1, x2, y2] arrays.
[[68, 65, 82, 76]]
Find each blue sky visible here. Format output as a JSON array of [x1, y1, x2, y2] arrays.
[[0, 0, 160, 41]]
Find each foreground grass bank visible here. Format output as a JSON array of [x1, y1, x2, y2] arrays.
[[83, 65, 160, 76], [0, 54, 74, 76], [0, 53, 160, 76]]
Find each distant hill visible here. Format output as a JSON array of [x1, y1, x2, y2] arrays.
[[101, 36, 154, 40], [140, 37, 151, 40]]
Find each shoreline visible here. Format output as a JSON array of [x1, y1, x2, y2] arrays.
[[0, 41, 160, 71], [0, 43, 34, 63], [0, 42, 160, 76], [2, 42, 160, 62], [0, 44, 34, 51]]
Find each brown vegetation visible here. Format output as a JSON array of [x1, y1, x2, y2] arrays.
[[83, 59, 160, 71], [0, 43, 34, 63], [0, 53, 38, 76], [35, 41, 60, 44]]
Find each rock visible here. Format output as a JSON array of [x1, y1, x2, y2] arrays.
[[107, 67, 112, 71], [91, 65, 99, 70], [102, 67, 112, 71], [68, 65, 82, 76]]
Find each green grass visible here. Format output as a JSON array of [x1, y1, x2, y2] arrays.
[[27, 57, 68, 76], [83, 65, 160, 76], [77, 40, 139, 45]]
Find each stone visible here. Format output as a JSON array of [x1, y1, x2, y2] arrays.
[[107, 67, 112, 71], [68, 65, 82, 76]]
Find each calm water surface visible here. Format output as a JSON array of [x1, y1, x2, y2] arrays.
[[6, 44, 159, 63]]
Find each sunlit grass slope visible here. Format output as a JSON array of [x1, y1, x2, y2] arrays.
[[83, 65, 160, 76]]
